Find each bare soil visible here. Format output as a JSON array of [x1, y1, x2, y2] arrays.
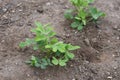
[[0, 0, 120, 80]]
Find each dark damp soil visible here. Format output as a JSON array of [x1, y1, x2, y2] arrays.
[[0, 0, 120, 80]]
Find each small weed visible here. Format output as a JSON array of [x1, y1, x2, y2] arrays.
[[64, 0, 106, 30], [19, 22, 80, 69]]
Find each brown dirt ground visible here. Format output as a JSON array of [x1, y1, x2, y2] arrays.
[[0, 0, 120, 80]]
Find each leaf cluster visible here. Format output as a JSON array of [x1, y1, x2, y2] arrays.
[[19, 22, 80, 69], [64, 0, 105, 30]]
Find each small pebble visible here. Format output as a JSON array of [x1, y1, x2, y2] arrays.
[[113, 54, 115, 57], [19, 9, 22, 12], [113, 26, 118, 29], [27, 74, 30, 77], [107, 76, 113, 79], [72, 78, 76, 80], [75, 31, 77, 34], [3, 8, 7, 12], [8, 68, 12, 72], [66, 34, 70, 38], [113, 67, 117, 70], [108, 40, 111, 43], [84, 61, 89, 64], [117, 37, 119, 40], [64, 5, 69, 9], [11, 10, 15, 13], [118, 29, 120, 31], [15, 63, 18, 65], [1, 40, 5, 43], [3, 15, 7, 18], [84, 38, 90, 46], [46, 2, 51, 6], [17, 3, 22, 6], [70, 65, 73, 67]]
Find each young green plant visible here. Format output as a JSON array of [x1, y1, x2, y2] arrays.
[[19, 22, 80, 69], [64, 0, 105, 30]]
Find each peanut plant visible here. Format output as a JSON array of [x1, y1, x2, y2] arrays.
[[64, 0, 105, 30], [19, 22, 80, 69]]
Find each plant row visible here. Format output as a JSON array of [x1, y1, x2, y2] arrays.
[[19, 0, 105, 69]]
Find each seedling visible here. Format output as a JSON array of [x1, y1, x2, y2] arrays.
[[19, 22, 80, 69], [64, 0, 105, 30]]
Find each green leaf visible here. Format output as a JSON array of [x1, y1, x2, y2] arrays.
[[75, 16, 81, 20], [26, 38, 34, 45], [45, 45, 51, 48], [55, 51, 61, 56], [52, 57, 59, 65], [87, 0, 94, 3], [41, 58, 49, 66], [51, 38, 58, 44], [46, 58, 53, 66], [77, 24, 83, 30], [71, 21, 80, 28], [53, 46, 57, 52], [40, 64, 47, 69], [78, 9, 87, 21], [70, 0, 88, 7], [64, 9, 74, 19], [48, 32, 56, 37], [52, 42, 66, 53], [80, 0, 88, 7], [33, 45, 39, 50], [35, 63, 41, 68], [31, 55, 36, 61], [19, 38, 34, 48], [19, 42, 26, 48], [35, 22, 43, 27], [67, 44, 80, 50], [67, 52, 75, 59], [35, 37, 41, 41], [37, 41, 46, 48], [89, 7, 105, 20], [26, 56, 40, 67], [82, 19, 86, 25], [35, 22, 43, 32], [59, 60, 66, 66], [58, 43, 66, 53], [35, 35, 46, 41]]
